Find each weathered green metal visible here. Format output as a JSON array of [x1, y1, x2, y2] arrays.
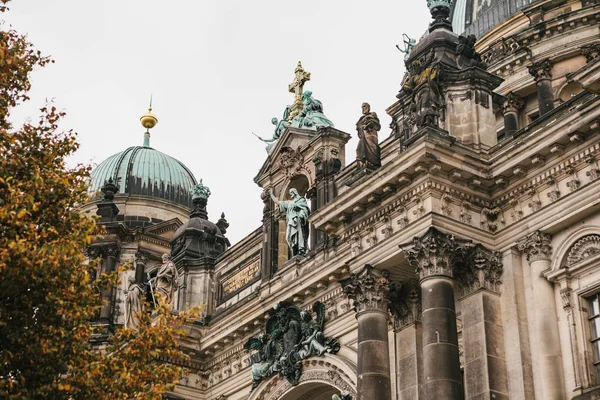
[[90, 146, 197, 207], [427, 0, 452, 10]]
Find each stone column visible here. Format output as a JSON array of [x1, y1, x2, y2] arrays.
[[401, 228, 468, 400], [134, 251, 147, 284], [389, 279, 423, 400], [99, 244, 119, 324], [341, 264, 391, 400], [528, 60, 554, 116], [455, 245, 509, 400], [517, 231, 565, 399], [501, 92, 524, 136]]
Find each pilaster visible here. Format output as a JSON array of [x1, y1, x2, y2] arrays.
[[455, 245, 509, 400], [517, 231, 565, 399], [389, 280, 424, 400]]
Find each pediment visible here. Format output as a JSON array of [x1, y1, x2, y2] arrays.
[[143, 217, 183, 239]]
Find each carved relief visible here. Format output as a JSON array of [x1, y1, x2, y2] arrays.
[[413, 197, 425, 218], [587, 156, 600, 181], [278, 146, 309, 180], [547, 178, 561, 202], [340, 264, 390, 316], [517, 231, 552, 262], [366, 227, 378, 248], [566, 235, 600, 266], [460, 201, 472, 225], [510, 198, 524, 223], [481, 207, 504, 232], [566, 167, 581, 192], [582, 43, 600, 63], [397, 206, 409, 229], [528, 59, 553, 82], [441, 193, 453, 216], [527, 188, 542, 212], [350, 234, 362, 258], [381, 216, 393, 239]]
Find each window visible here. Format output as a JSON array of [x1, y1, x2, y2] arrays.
[[588, 294, 600, 377]]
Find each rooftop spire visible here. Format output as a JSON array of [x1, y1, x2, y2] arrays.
[[140, 95, 158, 147]]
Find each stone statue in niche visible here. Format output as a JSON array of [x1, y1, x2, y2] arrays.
[[291, 91, 334, 130], [402, 59, 443, 128], [355, 102, 381, 169], [254, 105, 292, 153], [269, 188, 310, 257], [152, 254, 179, 306], [125, 275, 144, 331], [244, 302, 340, 390]]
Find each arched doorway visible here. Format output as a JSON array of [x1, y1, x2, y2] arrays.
[[279, 382, 340, 400]]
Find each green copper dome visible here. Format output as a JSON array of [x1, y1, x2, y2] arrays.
[[90, 146, 197, 208]]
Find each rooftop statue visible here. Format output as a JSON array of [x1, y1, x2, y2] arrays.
[[355, 102, 381, 169], [244, 302, 340, 390], [269, 188, 310, 257], [291, 91, 334, 130], [402, 59, 443, 128], [396, 33, 417, 57], [254, 105, 292, 153]]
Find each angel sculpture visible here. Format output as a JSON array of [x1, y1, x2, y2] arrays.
[[297, 302, 340, 359], [244, 333, 277, 390]]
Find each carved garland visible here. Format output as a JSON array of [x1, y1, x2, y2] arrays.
[[567, 235, 600, 267]]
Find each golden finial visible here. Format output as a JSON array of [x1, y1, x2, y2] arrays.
[[140, 96, 158, 147]]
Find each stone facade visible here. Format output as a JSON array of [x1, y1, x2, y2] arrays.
[[83, 1, 600, 398]]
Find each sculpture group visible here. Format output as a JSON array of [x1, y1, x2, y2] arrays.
[[125, 253, 179, 331], [244, 301, 340, 390]]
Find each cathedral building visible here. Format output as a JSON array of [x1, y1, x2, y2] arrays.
[[83, 0, 600, 398]]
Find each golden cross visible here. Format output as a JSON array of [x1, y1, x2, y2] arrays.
[[288, 61, 311, 120], [289, 61, 311, 98]]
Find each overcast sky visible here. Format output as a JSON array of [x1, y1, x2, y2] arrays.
[[6, 0, 430, 245]]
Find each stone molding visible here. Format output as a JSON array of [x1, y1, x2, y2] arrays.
[[340, 264, 390, 316], [528, 59, 553, 82], [501, 92, 524, 114], [400, 227, 472, 281], [517, 231, 553, 262], [387, 279, 421, 330], [455, 244, 503, 298], [566, 234, 600, 266]]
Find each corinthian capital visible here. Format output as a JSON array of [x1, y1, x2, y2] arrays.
[[528, 59, 553, 82], [501, 92, 524, 115], [388, 279, 421, 330], [340, 264, 390, 317], [400, 228, 472, 281], [455, 244, 503, 297], [517, 231, 552, 262]]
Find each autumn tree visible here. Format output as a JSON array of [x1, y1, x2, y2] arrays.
[[0, 2, 195, 398]]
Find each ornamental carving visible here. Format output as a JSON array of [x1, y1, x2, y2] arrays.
[[400, 228, 472, 280], [454, 245, 503, 297], [582, 44, 600, 62], [528, 59, 553, 82], [278, 146, 308, 180], [501, 92, 524, 114], [566, 235, 600, 266], [340, 264, 390, 316], [387, 279, 421, 330], [244, 302, 340, 390], [517, 231, 552, 262]]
